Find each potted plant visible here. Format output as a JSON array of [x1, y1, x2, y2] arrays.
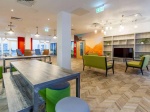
[[106, 52, 110, 57], [139, 54, 144, 58], [106, 41, 111, 45], [139, 38, 149, 44]]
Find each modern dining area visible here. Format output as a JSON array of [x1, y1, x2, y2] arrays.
[[0, 48, 89, 112]]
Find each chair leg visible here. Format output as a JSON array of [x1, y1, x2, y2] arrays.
[[146, 66, 149, 71], [125, 66, 128, 72], [106, 70, 108, 77], [83, 66, 84, 71], [140, 69, 143, 75]]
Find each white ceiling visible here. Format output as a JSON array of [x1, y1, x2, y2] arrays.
[[0, 0, 150, 38]]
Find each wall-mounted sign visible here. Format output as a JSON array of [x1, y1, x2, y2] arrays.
[[96, 5, 104, 13]]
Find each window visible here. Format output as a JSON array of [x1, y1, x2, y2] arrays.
[[33, 39, 50, 52], [50, 43, 57, 55], [0, 38, 17, 56]]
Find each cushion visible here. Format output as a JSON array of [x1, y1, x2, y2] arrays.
[[55, 97, 90, 112], [127, 61, 141, 67], [48, 82, 70, 90], [107, 63, 113, 68]]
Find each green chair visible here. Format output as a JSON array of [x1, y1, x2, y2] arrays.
[[0, 66, 3, 79], [39, 82, 70, 112], [125, 55, 150, 75], [0, 66, 17, 79], [83, 55, 114, 77]]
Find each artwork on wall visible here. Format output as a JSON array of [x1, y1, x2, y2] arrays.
[[85, 42, 103, 55], [75, 32, 103, 56]]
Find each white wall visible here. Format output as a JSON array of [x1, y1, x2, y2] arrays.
[[105, 21, 150, 36], [25, 34, 31, 49], [81, 32, 103, 48]]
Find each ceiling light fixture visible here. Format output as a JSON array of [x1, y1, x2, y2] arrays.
[[109, 23, 112, 30], [104, 31, 106, 35], [134, 20, 138, 28], [35, 26, 40, 37], [105, 26, 109, 30], [94, 29, 98, 34], [3, 33, 8, 41], [7, 22, 14, 34], [48, 18, 50, 21], [135, 14, 138, 17], [11, 9, 14, 12], [53, 30, 57, 39], [93, 23, 100, 34]]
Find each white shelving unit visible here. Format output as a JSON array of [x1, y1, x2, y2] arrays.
[[103, 32, 150, 60]]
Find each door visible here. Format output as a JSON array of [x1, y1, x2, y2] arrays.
[[77, 41, 85, 58]]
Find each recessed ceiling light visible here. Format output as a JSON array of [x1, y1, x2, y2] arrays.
[[11, 9, 14, 12], [48, 18, 50, 20], [135, 14, 138, 17]]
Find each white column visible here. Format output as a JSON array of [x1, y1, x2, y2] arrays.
[[57, 11, 71, 69], [25, 33, 31, 49]]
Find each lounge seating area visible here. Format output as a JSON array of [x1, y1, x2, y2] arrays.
[[83, 55, 114, 77], [0, 0, 150, 112], [125, 55, 150, 75]]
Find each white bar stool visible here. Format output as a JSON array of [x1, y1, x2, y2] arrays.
[[55, 97, 90, 112]]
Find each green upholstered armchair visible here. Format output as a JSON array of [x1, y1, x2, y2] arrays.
[[125, 55, 150, 75], [83, 55, 114, 77]]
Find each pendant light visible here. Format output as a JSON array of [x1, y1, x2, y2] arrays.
[[3, 33, 8, 41], [93, 23, 99, 34], [134, 19, 138, 28], [53, 30, 57, 39], [35, 26, 40, 37], [7, 22, 14, 34]]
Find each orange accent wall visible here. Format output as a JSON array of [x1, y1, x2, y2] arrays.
[[85, 42, 103, 56], [18, 37, 25, 54]]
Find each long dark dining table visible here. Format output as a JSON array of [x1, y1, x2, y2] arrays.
[[10, 60, 80, 112]]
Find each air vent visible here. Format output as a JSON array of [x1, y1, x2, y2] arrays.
[[11, 16, 22, 21], [17, 0, 35, 7]]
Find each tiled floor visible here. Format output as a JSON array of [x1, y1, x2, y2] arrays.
[[0, 56, 150, 112]]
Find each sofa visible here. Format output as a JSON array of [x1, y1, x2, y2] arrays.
[[83, 55, 114, 77]]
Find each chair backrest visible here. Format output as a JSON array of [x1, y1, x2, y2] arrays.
[[35, 49, 41, 55], [24, 49, 32, 56], [0, 66, 3, 79], [86, 53, 98, 56], [42, 49, 49, 55], [140, 55, 150, 68], [83, 55, 107, 70], [16, 49, 23, 56]]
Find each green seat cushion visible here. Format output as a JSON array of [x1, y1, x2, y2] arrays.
[[107, 63, 113, 68], [127, 61, 141, 67]]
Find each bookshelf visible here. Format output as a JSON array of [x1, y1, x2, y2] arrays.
[[103, 32, 150, 60]]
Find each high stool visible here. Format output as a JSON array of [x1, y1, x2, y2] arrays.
[[55, 97, 90, 112], [46, 82, 70, 112]]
